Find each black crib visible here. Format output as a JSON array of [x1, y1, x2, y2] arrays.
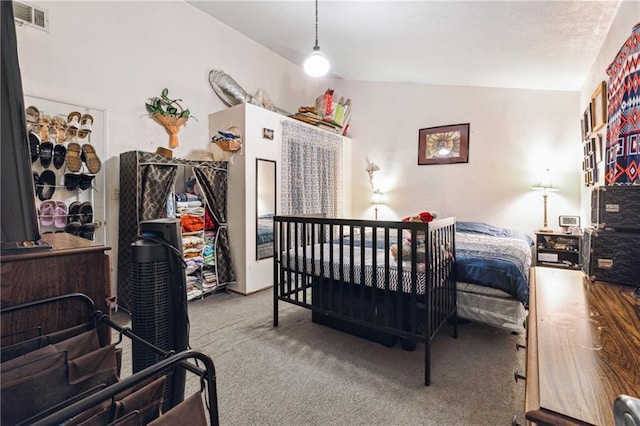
[[273, 215, 457, 385]]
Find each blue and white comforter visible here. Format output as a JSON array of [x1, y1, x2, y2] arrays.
[[455, 232, 531, 304], [336, 222, 532, 304]]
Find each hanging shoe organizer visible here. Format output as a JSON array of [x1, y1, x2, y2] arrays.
[[25, 95, 105, 243], [0, 293, 219, 425]]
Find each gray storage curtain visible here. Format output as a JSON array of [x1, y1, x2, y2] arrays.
[[193, 166, 235, 286], [118, 151, 234, 310]]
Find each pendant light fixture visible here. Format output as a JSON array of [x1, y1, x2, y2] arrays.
[[303, 0, 330, 77]]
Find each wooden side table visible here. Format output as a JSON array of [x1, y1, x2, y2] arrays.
[[1, 233, 112, 345], [535, 231, 582, 269]]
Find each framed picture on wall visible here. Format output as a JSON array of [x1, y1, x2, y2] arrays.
[[591, 81, 607, 132], [418, 123, 470, 165], [582, 105, 592, 140], [592, 134, 602, 163]]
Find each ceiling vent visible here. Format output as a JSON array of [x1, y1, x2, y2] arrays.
[[13, 1, 49, 32]]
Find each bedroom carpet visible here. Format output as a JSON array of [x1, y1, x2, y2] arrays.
[[114, 289, 527, 425]]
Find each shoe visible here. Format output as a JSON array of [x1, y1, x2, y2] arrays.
[[64, 173, 80, 191], [66, 142, 82, 172], [79, 223, 95, 240], [39, 141, 54, 168], [37, 170, 56, 201], [39, 200, 56, 227], [53, 201, 68, 229], [64, 125, 78, 141], [29, 133, 40, 163], [25, 105, 40, 132], [65, 112, 80, 141], [47, 121, 57, 144], [38, 115, 52, 142], [52, 115, 67, 143], [33, 171, 40, 196], [67, 201, 82, 223], [80, 144, 101, 174], [78, 174, 95, 191], [79, 201, 93, 224], [64, 221, 82, 237], [77, 114, 93, 141], [67, 111, 81, 129], [53, 144, 67, 169]]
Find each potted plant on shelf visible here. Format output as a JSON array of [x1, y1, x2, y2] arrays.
[[145, 88, 196, 148]]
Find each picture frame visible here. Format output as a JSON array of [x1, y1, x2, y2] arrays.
[[262, 127, 274, 140], [582, 105, 592, 140], [590, 81, 607, 133], [559, 215, 580, 228], [592, 133, 602, 163], [418, 123, 470, 165]]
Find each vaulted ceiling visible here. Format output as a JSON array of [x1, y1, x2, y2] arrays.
[[188, 0, 624, 91]]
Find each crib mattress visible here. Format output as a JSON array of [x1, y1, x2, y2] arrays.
[[283, 243, 434, 294]]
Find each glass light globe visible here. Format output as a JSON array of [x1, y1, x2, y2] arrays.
[[304, 48, 330, 77]]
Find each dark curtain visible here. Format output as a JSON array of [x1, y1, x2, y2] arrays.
[[194, 165, 236, 285], [1, 1, 41, 244], [139, 165, 178, 220]]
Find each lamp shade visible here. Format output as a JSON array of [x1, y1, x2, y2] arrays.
[[371, 189, 385, 205], [531, 184, 559, 192], [304, 47, 330, 77], [531, 168, 559, 192]]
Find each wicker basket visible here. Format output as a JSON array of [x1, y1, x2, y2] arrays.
[[216, 138, 242, 152], [215, 126, 242, 152]]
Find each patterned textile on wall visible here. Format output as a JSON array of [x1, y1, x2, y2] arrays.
[[281, 120, 343, 217], [117, 151, 234, 310], [605, 21, 640, 185]]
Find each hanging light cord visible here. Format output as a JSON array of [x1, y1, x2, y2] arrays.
[[314, 0, 319, 48]]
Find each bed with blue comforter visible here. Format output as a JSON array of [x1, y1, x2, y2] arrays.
[[455, 222, 532, 305], [339, 221, 532, 332], [454, 221, 533, 332]]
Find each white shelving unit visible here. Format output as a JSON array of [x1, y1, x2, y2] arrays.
[[175, 167, 223, 301]]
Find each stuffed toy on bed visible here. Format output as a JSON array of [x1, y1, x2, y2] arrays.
[[389, 211, 438, 266]]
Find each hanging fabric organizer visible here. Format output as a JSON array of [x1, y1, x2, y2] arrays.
[[118, 151, 235, 310]]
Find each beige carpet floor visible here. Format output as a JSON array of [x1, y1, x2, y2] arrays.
[[114, 288, 526, 425]]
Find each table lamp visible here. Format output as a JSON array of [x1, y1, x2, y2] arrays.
[[531, 169, 559, 233], [371, 189, 385, 220]]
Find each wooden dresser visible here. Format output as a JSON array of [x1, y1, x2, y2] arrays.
[[525, 267, 640, 425], [1, 233, 112, 345]]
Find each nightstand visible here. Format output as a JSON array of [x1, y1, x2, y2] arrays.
[[535, 231, 582, 269]]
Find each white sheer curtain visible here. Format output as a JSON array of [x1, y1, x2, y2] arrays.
[[281, 120, 343, 217]]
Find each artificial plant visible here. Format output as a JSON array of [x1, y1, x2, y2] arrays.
[[145, 88, 196, 148]]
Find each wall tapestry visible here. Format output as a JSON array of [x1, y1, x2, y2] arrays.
[[605, 22, 640, 185]]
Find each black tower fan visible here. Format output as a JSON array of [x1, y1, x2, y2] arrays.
[[130, 218, 189, 411]]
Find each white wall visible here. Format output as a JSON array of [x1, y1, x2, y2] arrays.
[[578, 1, 640, 221], [15, 1, 321, 294], [332, 79, 581, 235]]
